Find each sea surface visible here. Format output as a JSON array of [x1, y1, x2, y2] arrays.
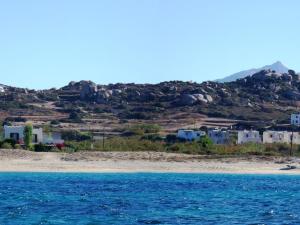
[[0, 173, 299, 225]]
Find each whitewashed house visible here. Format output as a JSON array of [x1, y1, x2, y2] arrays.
[[4, 125, 43, 143], [3, 125, 64, 145], [263, 131, 300, 145], [208, 129, 230, 144], [177, 130, 206, 141], [291, 113, 300, 126], [237, 130, 261, 144]]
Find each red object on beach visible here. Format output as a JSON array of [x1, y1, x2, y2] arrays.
[[56, 143, 65, 150]]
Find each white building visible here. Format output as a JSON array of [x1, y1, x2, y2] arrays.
[[263, 131, 300, 145], [4, 125, 43, 143], [208, 129, 230, 144], [237, 130, 261, 144], [3, 125, 64, 145], [177, 130, 206, 141], [291, 113, 300, 126]]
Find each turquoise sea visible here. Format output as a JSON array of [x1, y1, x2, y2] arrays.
[[0, 173, 299, 224]]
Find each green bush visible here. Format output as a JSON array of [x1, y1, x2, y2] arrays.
[[68, 111, 83, 123], [165, 134, 177, 143], [62, 130, 92, 141], [136, 124, 161, 133], [198, 135, 213, 148], [101, 137, 164, 152], [1, 143, 12, 149], [166, 142, 204, 154], [1, 139, 16, 148], [34, 143, 52, 152], [50, 120, 60, 125], [123, 124, 161, 136], [141, 134, 164, 142], [14, 144, 22, 149]]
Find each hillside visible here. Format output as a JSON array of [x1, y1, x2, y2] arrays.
[[0, 69, 299, 132]]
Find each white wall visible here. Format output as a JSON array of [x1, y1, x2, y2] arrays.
[[208, 130, 230, 144], [263, 131, 300, 145], [32, 128, 43, 143], [291, 113, 300, 126], [237, 130, 261, 144], [177, 130, 206, 141]]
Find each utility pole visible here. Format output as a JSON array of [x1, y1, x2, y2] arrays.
[[290, 130, 293, 157], [89, 123, 94, 150], [290, 125, 295, 157], [102, 129, 105, 150]]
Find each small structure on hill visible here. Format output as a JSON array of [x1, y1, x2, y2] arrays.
[[177, 129, 206, 141], [237, 130, 261, 144], [291, 113, 300, 126], [208, 129, 230, 144]]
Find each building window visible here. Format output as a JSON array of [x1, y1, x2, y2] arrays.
[[32, 134, 38, 143], [10, 133, 20, 141]]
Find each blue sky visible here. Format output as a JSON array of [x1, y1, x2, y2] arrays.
[[0, 0, 300, 89]]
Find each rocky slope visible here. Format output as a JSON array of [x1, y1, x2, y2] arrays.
[[0, 69, 300, 124]]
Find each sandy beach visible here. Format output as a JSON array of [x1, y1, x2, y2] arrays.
[[0, 149, 300, 174]]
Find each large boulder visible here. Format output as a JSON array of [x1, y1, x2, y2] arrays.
[[179, 94, 198, 105], [205, 94, 213, 103], [193, 94, 207, 103], [0, 85, 5, 93], [80, 81, 98, 100]]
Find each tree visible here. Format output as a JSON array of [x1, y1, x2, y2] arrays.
[[69, 111, 82, 123], [24, 124, 33, 150], [198, 135, 213, 148]]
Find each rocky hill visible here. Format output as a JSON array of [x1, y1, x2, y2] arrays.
[[0, 69, 300, 127]]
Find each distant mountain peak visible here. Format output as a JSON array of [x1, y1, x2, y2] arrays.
[[273, 60, 283, 65], [216, 61, 290, 83]]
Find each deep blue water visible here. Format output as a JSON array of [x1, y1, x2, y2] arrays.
[[0, 173, 299, 225]]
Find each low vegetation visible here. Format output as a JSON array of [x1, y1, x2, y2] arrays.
[[62, 135, 300, 157], [0, 122, 299, 157]]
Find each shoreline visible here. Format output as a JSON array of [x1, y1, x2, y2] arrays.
[[0, 149, 300, 175]]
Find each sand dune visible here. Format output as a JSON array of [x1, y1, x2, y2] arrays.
[[0, 149, 299, 174]]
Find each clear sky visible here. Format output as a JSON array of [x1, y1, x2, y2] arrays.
[[0, 0, 300, 89]]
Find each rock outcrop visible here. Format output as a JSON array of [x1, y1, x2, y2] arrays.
[[1, 68, 300, 122]]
